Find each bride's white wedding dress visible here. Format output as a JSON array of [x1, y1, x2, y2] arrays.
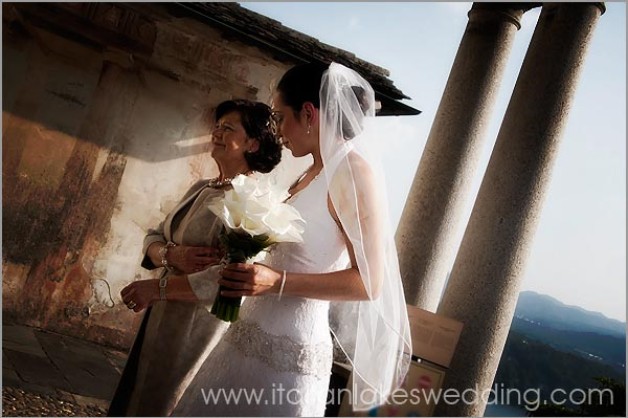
[[173, 174, 349, 417]]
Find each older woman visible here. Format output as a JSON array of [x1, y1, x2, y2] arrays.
[[108, 99, 282, 417]]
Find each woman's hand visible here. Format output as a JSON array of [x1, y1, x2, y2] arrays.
[[167, 245, 223, 274], [218, 263, 282, 297], [120, 279, 160, 312]]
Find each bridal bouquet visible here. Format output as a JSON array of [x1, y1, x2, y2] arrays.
[[207, 174, 305, 322]]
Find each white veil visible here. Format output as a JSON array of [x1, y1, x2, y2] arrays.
[[321, 63, 412, 411]]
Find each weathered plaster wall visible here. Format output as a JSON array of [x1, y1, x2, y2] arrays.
[[2, 4, 306, 349]]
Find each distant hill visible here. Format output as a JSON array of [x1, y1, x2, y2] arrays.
[[515, 291, 626, 337], [512, 291, 626, 373], [511, 317, 626, 372], [495, 330, 625, 409]]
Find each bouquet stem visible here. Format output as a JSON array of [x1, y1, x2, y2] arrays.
[[211, 252, 246, 322]]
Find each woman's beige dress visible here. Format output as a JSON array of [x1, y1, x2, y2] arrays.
[[108, 180, 229, 416]]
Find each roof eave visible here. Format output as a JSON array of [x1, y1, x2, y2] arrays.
[[170, 2, 421, 117]]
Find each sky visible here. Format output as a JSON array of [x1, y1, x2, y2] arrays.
[[242, 2, 626, 322]]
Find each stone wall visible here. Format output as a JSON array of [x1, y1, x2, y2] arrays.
[[2, 3, 308, 349]]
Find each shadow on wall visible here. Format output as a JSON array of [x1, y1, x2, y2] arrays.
[[2, 3, 289, 349]]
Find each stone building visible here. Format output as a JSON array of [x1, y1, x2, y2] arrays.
[[2, 2, 418, 349]]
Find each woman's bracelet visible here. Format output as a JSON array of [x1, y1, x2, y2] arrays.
[[159, 277, 168, 300], [277, 270, 287, 300], [158, 241, 177, 272]]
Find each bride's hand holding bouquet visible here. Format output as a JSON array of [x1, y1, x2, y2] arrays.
[[208, 174, 304, 322]]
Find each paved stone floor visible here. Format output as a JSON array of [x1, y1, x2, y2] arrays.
[[2, 323, 128, 416]]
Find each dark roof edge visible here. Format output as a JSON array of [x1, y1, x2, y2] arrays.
[[170, 2, 420, 116]]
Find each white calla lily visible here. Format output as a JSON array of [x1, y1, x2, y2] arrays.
[[208, 173, 306, 245]]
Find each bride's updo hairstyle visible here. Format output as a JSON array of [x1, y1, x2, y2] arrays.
[[276, 62, 328, 112], [277, 62, 371, 140]]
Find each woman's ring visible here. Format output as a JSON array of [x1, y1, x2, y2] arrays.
[[127, 301, 137, 309]]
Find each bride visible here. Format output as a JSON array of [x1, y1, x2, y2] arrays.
[[122, 62, 412, 416]]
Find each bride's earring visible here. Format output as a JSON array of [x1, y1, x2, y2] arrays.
[[306, 123, 311, 135]]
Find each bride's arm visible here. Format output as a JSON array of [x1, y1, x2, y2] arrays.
[[219, 225, 372, 301], [220, 153, 384, 302], [218, 263, 368, 301]]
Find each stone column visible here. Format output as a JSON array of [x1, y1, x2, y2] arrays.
[[435, 3, 605, 416], [396, 3, 529, 310]]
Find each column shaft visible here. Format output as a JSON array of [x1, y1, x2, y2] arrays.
[[396, 4, 525, 310]]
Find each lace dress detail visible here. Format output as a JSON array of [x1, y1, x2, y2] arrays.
[[173, 174, 350, 417], [225, 320, 332, 378]]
